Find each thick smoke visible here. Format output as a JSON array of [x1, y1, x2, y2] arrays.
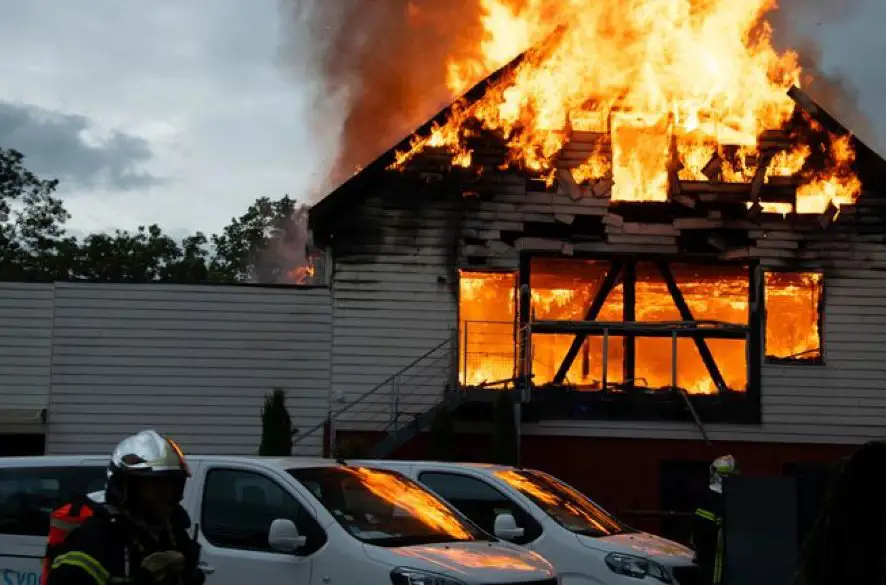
[[284, 0, 877, 198], [769, 0, 872, 140], [280, 0, 489, 193]]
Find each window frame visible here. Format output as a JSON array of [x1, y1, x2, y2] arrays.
[[199, 467, 326, 555], [457, 268, 519, 390], [762, 269, 825, 366], [417, 470, 544, 545], [0, 465, 107, 537]]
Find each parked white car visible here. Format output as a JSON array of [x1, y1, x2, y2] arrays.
[[361, 460, 698, 585], [0, 455, 558, 585]]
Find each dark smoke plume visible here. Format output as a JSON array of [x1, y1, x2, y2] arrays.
[[279, 0, 488, 194], [769, 0, 873, 142], [283, 0, 876, 197]]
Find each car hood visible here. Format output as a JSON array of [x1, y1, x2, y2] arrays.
[[363, 540, 557, 582], [579, 531, 695, 565]]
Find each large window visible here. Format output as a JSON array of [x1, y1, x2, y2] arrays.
[[764, 272, 823, 364], [418, 471, 543, 544], [458, 270, 517, 387], [290, 466, 488, 548], [201, 468, 326, 554], [0, 466, 106, 536], [529, 259, 749, 394]]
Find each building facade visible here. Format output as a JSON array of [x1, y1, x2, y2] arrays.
[[307, 83, 886, 533], [0, 281, 332, 457]]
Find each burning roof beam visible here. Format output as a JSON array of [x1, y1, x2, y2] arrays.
[[657, 262, 728, 394], [551, 261, 623, 385]]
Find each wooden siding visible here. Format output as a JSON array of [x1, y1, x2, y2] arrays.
[[320, 146, 886, 445], [45, 283, 332, 456], [330, 187, 458, 432], [0, 282, 54, 434]]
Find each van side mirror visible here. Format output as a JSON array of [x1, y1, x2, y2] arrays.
[[493, 512, 525, 541], [268, 518, 307, 553]]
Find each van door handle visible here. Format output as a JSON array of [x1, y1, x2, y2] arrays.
[[198, 563, 215, 575]]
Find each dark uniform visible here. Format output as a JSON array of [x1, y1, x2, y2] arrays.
[[46, 429, 203, 585], [693, 487, 725, 585], [47, 502, 202, 585]]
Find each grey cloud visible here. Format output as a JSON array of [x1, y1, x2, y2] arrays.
[[0, 101, 161, 190]]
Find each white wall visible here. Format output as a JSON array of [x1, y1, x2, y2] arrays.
[[0, 282, 332, 455]]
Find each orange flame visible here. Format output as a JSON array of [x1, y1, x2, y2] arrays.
[[344, 467, 473, 539], [459, 264, 823, 393], [391, 0, 861, 213], [495, 469, 623, 535]]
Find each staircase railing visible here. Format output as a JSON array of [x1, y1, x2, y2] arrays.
[[292, 331, 458, 457]]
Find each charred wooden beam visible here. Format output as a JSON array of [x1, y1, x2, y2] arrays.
[[749, 153, 774, 203], [623, 262, 636, 387], [818, 200, 840, 229], [702, 154, 724, 183], [552, 262, 624, 384], [788, 86, 850, 138], [656, 262, 729, 393], [556, 168, 582, 201], [532, 320, 748, 340]]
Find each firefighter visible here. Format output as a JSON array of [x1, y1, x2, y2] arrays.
[[46, 429, 204, 585], [692, 454, 738, 585]]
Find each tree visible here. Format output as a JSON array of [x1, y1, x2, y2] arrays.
[[0, 148, 69, 281], [490, 391, 518, 465], [259, 389, 293, 456], [210, 195, 311, 283]]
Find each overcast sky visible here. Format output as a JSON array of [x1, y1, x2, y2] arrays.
[[1, 0, 884, 238]]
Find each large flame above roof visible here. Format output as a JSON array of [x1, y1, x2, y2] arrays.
[[392, 0, 861, 213]]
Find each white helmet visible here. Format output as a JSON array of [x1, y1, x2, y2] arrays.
[[106, 429, 190, 505], [709, 454, 738, 493]]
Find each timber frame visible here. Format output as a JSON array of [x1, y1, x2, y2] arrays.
[[517, 251, 763, 424]]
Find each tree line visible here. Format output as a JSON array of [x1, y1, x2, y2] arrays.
[[1, 148, 310, 284]]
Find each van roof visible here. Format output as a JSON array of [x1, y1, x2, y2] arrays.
[[350, 460, 522, 474], [0, 455, 359, 470]]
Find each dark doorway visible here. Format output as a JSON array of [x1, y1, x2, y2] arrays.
[[0, 433, 45, 456], [660, 459, 711, 545], [784, 462, 834, 547]]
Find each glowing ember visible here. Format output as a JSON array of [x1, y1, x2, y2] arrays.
[[344, 467, 473, 539], [459, 261, 824, 393], [391, 0, 861, 214]]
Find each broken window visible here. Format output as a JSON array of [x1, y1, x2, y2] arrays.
[[635, 263, 748, 394], [527, 259, 749, 394], [458, 270, 517, 387], [764, 272, 823, 363], [529, 259, 624, 387]]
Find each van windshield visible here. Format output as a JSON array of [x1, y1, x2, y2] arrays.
[[289, 466, 491, 547], [495, 469, 632, 537]]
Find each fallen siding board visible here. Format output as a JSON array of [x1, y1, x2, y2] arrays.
[[47, 283, 332, 456]]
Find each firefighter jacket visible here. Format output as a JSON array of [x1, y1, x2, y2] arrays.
[[45, 503, 204, 585], [692, 488, 726, 585]]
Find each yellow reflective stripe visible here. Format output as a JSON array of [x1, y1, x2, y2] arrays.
[[49, 516, 82, 531], [51, 551, 110, 585], [695, 507, 722, 524], [713, 526, 725, 585]]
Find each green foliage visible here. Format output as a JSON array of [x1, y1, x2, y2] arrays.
[[427, 405, 457, 461], [259, 389, 293, 456], [0, 148, 312, 284], [491, 392, 518, 466]]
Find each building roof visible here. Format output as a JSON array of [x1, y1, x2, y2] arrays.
[[308, 44, 886, 241]]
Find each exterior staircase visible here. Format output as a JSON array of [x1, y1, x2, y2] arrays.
[[292, 332, 459, 458]]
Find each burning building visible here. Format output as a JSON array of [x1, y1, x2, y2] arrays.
[[307, 0, 886, 534]]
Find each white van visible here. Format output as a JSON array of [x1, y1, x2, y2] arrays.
[[0, 455, 558, 585], [361, 460, 699, 585]]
